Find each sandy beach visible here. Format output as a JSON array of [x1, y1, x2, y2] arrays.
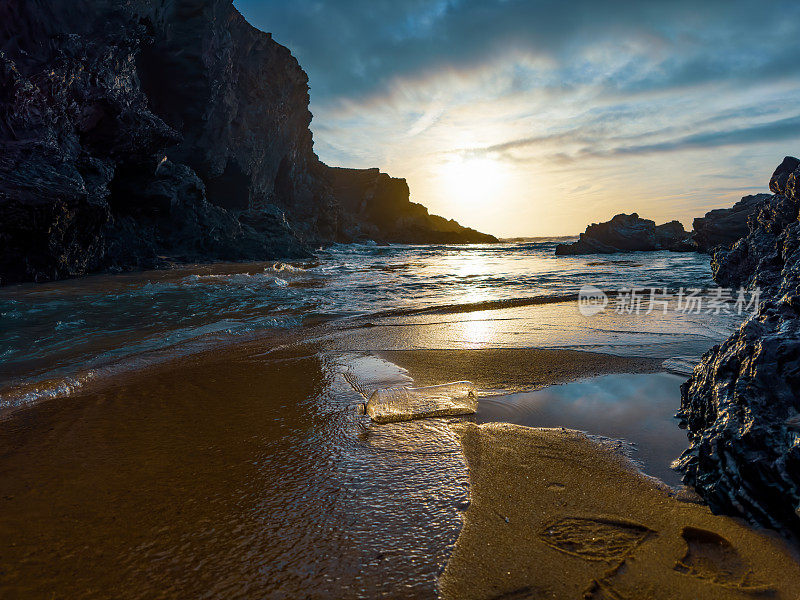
[[1, 302, 797, 598], [441, 423, 800, 599], [5, 0, 800, 595]]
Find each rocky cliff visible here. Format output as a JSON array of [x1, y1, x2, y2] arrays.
[[675, 157, 800, 538], [0, 0, 494, 285], [326, 167, 497, 244]]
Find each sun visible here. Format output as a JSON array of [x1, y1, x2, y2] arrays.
[[439, 156, 508, 208]]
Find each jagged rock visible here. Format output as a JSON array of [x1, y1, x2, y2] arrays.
[[676, 156, 800, 539], [711, 195, 800, 294], [0, 0, 494, 285], [709, 157, 800, 294], [555, 213, 692, 255], [675, 297, 800, 537], [769, 156, 800, 196], [692, 194, 771, 253], [327, 167, 498, 244]]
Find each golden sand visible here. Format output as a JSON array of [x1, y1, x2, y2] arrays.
[[440, 422, 800, 600]]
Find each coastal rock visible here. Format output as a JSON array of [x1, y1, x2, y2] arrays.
[[676, 156, 800, 538], [692, 194, 771, 253], [708, 157, 800, 294], [327, 167, 498, 244], [769, 156, 800, 196], [710, 194, 800, 294], [0, 0, 494, 285], [555, 213, 692, 255], [675, 297, 800, 537]]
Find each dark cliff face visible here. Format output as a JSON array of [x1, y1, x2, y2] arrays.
[[676, 157, 800, 538], [326, 167, 498, 244], [0, 0, 494, 285]]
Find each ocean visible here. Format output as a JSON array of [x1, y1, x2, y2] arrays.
[[0, 240, 742, 414]]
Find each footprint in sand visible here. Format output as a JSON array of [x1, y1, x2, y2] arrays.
[[673, 527, 774, 594], [539, 517, 653, 562]]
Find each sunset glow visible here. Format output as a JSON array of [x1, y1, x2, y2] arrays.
[[237, 0, 800, 237], [438, 156, 510, 209]]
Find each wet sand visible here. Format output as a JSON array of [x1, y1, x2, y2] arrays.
[[440, 423, 800, 600], [0, 344, 468, 599], [377, 348, 662, 393], [1, 319, 798, 598]]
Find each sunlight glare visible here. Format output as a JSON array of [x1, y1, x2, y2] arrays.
[[439, 156, 509, 208]]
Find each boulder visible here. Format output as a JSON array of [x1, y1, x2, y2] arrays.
[[675, 297, 800, 537], [555, 213, 692, 255]]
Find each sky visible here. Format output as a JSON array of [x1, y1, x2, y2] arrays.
[[234, 0, 800, 237]]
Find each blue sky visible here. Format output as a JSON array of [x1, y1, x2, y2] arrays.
[[235, 0, 800, 236]]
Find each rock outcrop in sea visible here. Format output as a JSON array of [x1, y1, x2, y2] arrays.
[[557, 194, 769, 257], [675, 156, 800, 538], [0, 0, 495, 285], [554, 213, 693, 255]]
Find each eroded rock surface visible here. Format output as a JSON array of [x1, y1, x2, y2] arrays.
[[0, 0, 494, 285], [676, 156, 800, 538], [692, 194, 771, 253], [555, 213, 692, 255], [710, 162, 800, 295]]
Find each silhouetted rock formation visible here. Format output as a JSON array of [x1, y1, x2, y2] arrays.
[[327, 167, 498, 244], [675, 156, 800, 538], [692, 194, 771, 253], [554, 213, 692, 255], [0, 0, 494, 285], [557, 194, 772, 258]]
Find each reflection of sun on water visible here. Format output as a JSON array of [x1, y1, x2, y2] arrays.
[[439, 156, 509, 208]]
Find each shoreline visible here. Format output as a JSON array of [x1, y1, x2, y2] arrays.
[[1, 314, 794, 597], [377, 347, 663, 393], [1, 291, 702, 419]]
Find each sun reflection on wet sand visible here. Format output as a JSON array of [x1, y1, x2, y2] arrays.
[[457, 311, 500, 348]]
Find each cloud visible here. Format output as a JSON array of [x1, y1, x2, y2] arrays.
[[458, 111, 800, 164], [608, 114, 800, 156], [236, 0, 800, 102], [233, 0, 800, 236]]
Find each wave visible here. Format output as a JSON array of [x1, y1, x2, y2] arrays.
[[0, 318, 303, 417], [355, 293, 580, 320], [1, 242, 722, 415]]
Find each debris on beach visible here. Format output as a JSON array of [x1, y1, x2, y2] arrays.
[[364, 382, 478, 423]]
